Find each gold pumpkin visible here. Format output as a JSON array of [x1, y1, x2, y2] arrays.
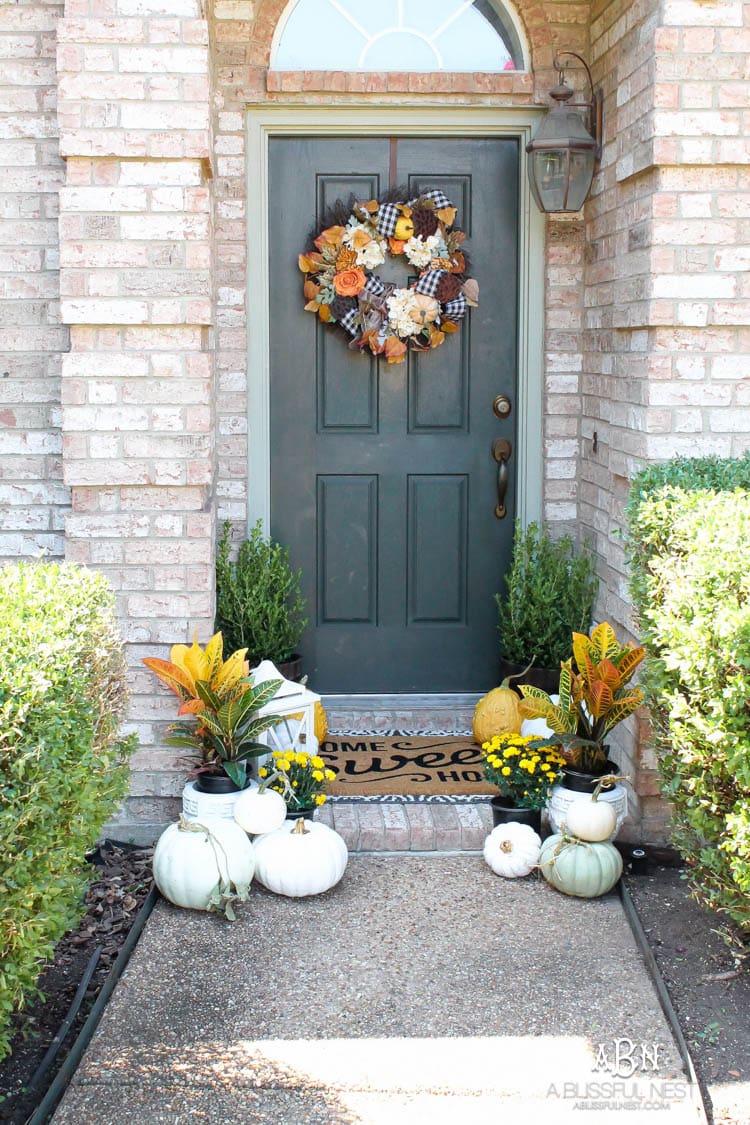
[[473, 678, 523, 745], [314, 701, 328, 745], [286, 701, 328, 746]]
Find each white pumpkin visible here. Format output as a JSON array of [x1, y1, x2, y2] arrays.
[[253, 819, 348, 897], [483, 822, 541, 878], [233, 785, 288, 835], [153, 816, 255, 913], [564, 777, 619, 842]]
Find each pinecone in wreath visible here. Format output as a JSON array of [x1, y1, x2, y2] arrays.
[[331, 295, 358, 322], [436, 273, 463, 303], [411, 208, 439, 239]]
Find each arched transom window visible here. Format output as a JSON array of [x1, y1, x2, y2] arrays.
[[272, 0, 525, 73]]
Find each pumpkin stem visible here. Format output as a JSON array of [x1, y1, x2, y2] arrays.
[[292, 818, 310, 835], [591, 774, 629, 802], [500, 658, 536, 690], [500, 840, 514, 853], [175, 816, 243, 920]]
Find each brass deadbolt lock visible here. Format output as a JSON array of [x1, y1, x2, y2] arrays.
[[493, 395, 512, 418]]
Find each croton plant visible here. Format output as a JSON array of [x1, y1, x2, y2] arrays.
[[518, 622, 645, 773], [143, 633, 282, 788]]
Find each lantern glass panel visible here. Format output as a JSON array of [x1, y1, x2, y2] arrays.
[[529, 149, 568, 212], [564, 149, 596, 211]]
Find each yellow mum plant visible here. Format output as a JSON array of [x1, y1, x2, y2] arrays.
[[481, 734, 566, 810], [259, 750, 336, 811]]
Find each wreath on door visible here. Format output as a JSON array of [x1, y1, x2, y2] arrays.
[[298, 187, 479, 364]]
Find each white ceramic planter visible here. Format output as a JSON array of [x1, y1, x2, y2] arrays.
[[182, 778, 258, 822], [546, 782, 628, 840]]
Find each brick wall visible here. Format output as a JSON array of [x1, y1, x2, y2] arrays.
[[11, 0, 746, 843], [0, 0, 69, 560], [585, 0, 750, 842], [56, 0, 216, 841]]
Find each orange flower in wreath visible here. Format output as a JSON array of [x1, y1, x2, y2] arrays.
[[333, 268, 366, 297]]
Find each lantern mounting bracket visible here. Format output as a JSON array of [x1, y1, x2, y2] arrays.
[[552, 50, 603, 161]]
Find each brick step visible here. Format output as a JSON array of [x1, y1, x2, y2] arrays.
[[316, 799, 494, 853], [321, 693, 480, 736]]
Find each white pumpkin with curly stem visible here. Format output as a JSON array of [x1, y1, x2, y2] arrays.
[[483, 821, 541, 879], [153, 816, 255, 914]]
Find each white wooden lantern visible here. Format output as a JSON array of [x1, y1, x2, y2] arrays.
[[251, 661, 321, 772]]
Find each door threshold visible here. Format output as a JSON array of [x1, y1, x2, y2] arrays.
[[321, 693, 480, 736]]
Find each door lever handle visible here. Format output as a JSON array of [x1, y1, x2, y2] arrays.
[[492, 437, 512, 519]]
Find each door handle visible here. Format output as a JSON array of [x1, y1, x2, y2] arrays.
[[492, 437, 512, 519]]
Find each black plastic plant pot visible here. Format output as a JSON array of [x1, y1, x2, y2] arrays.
[[498, 657, 560, 697], [489, 797, 542, 834], [249, 654, 303, 682], [194, 772, 251, 795], [561, 760, 619, 794], [285, 805, 316, 822], [277, 654, 303, 682]]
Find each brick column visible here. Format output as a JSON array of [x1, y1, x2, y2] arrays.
[[587, 0, 750, 844], [0, 1, 68, 560], [57, 0, 215, 840]]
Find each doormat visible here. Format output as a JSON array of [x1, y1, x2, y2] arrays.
[[319, 735, 495, 797]]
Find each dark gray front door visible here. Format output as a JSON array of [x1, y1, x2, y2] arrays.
[[269, 136, 519, 693]]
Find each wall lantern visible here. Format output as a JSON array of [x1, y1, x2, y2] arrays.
[[526, 51, 603, 214]]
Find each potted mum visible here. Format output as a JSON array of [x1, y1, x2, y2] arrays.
[[259, 749, 336, 820], [143, 632, 282, 792], [481, 734, 566, 833], [518, 621, 645, 792]]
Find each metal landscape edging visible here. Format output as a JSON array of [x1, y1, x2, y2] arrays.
[[618, 878, 708, 1122], [26, 884, 159, 1125]]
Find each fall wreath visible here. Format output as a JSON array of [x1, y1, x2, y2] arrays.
[[298, 187, 479, 364]]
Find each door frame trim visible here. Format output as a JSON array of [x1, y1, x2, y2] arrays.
[[246, 105, 545, 534]]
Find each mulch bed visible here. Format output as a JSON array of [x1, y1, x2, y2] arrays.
[[626, 864, 750, 1125], [0, 844, 153, 1125]]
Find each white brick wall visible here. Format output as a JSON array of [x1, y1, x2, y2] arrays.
[[0, 0, 69, 560]]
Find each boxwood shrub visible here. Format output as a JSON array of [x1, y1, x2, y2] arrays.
[[626, 455, 750, 931], [0, 562, 136, 1059]]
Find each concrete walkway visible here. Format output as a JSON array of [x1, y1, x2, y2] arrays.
[[55, 855, 706, 1125]]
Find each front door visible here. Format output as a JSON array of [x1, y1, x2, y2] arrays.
[[269, 136, 519, 693]]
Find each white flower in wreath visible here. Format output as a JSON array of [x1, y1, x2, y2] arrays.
[[387, 287, 421, 337], [356, 238, 387, 270], [403, 234, 440, 268]]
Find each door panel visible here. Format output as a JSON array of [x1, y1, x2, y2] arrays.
[[407, 474, 468, 624], [269, 136, 519, 692]]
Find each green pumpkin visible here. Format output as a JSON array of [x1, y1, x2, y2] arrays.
[[539, 833, 623, 898]]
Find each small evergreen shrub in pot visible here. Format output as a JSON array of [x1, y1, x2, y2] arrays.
[[627, 454, 750, 932], [215, 521, 307, 676], [0, 562, 136, 1059], [495, 520, 598, 692]]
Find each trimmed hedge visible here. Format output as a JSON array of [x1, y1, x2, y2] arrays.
[[626, 455, 750, 931], [0, 562, 135, 1059]]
